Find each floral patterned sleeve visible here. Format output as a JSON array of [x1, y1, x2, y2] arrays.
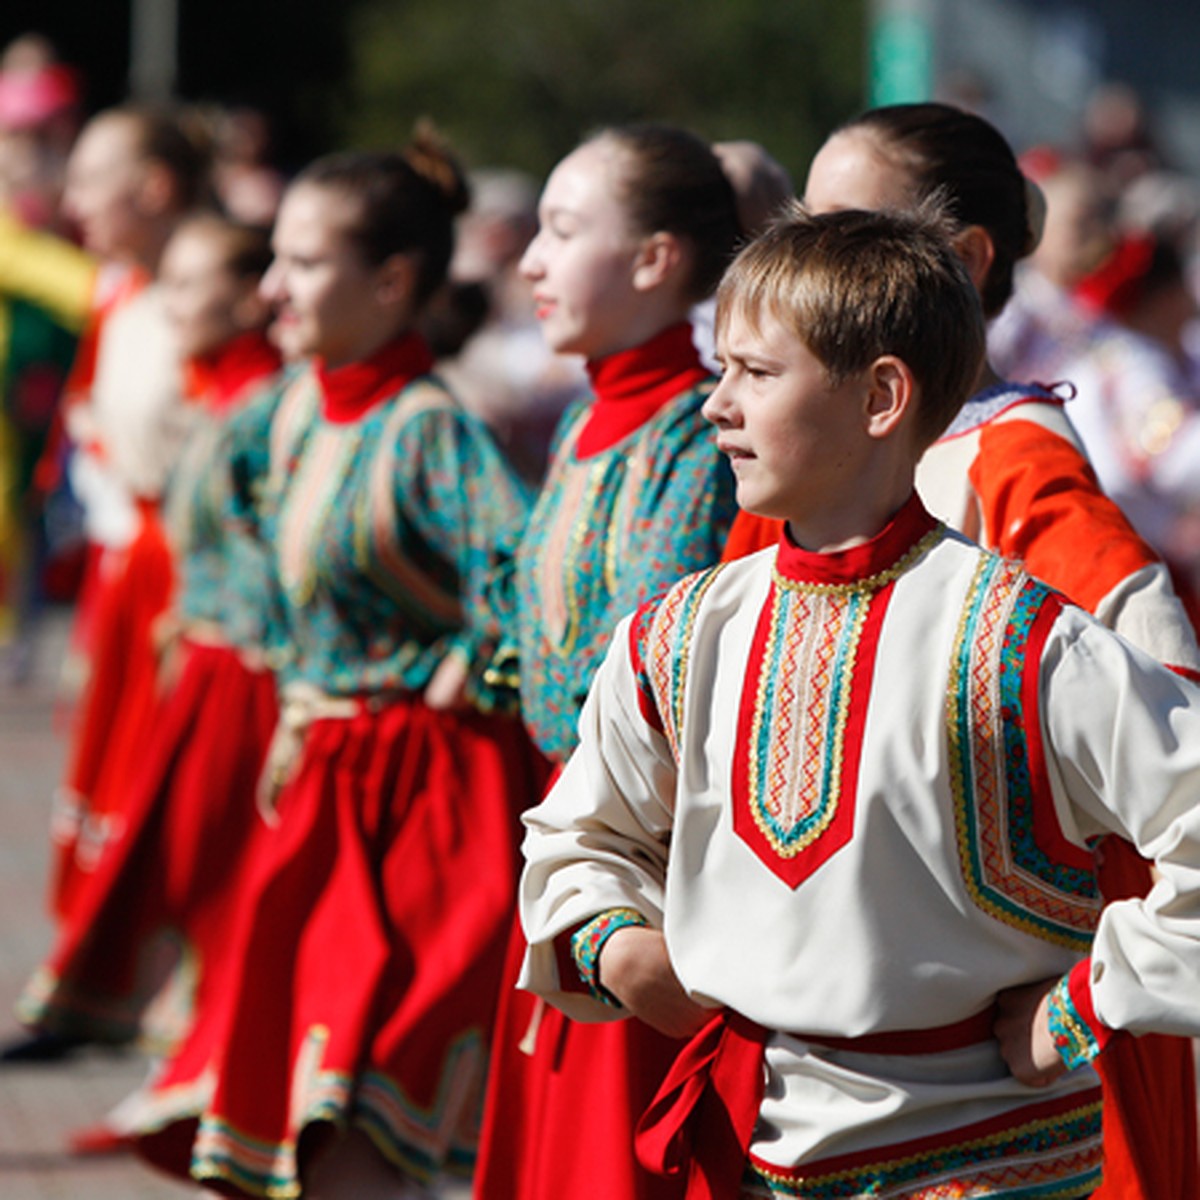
[[390, 398, 532, 710], [220, 372, 295, 669], [607, 399, 736, 621]]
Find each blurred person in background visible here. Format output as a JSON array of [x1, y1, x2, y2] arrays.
[[138, 133, 544, 1200], [15, 213, 282, 1158], [0, 32, 81, 230], [1081, 80, 1164, 192], [0, 35, 94, 682], [691, 138, 794, 371], [988, 151, 1115, 385], [1066, 231, 1200, 612], [39, 105, 209, 944], [210, 103, 285, 229]]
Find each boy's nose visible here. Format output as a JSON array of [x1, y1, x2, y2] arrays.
[[702, 375, 739, 427]]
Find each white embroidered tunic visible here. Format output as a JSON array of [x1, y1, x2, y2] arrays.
[[520, 495, 1200, 1197]]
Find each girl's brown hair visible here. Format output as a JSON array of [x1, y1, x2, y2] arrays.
[[841, 103, 1033, 318], [294, 123, 470, 306], [589, 123, 742, 303]]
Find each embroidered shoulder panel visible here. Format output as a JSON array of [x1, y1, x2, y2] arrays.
[[516, 383, 734, 762], [948, 556, 1100, 950], [358, 381, 466, 627], [631, 564, 727, 758]]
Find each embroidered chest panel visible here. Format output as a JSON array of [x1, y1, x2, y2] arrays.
[[527, 412, 653, 657], [518, 386, 732, 762], [948, 556, 1100, 950], [268, 374, 460, 620], [729, 575, 892, 888]]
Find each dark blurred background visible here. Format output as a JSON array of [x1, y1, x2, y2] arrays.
[[6, 0, 1200, 182]]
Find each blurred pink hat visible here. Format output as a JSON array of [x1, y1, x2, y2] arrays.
[[0, 63, 79, 130]]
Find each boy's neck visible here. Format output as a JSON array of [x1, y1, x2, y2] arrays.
[[784, 472, 917, 555]]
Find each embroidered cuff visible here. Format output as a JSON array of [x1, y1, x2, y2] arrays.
[[571, 907, 649, 1008], [1047, 959, 1113, 1069]]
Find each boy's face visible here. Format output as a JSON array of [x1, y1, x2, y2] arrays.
[[705, 303, 872, 534]]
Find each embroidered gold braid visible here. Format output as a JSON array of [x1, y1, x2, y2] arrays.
[[772, 526, 946, 598]]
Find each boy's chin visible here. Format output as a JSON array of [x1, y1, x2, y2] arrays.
[[736, 490, 787, 523]]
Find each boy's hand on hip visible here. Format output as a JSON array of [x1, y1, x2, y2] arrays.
[[599, 926, 711, 1039], [993, 978, 1068, 1087]]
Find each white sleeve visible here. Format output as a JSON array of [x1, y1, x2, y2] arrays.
[[1044, 611, 1200, 1037], [518, 615, 677, 1021]]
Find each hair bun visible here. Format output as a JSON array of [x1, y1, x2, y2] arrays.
[[404, 119, 470, 218], [1022, 175, 1046, 257]]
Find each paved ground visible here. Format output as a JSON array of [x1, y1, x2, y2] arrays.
[[0, 611, 189, 1197], [0, 612, 469, 1198]]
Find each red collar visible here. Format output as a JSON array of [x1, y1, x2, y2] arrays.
[[775, 493, 941, 587], [316, 333, 435, 424], [577, 323, 710, 456], [184, 331, 281, 413]]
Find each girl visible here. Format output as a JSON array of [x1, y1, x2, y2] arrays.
[[17, 216, 282, 1151], [175, 134, 542, 1199], [49, 105, 209, 923], [723, 101, 1200, 1200], [475, 124, 740, 1200]]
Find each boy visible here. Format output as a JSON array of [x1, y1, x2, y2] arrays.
[[517, 206, 1200, 1198]]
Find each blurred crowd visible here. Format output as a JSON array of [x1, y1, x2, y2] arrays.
[[0, 32, 584, 687]]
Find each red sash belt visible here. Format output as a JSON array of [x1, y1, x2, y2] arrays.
[[803, 1005, 996, 1055], [635, 1007, 997, 1200], [636, 1011, 768, 1200]]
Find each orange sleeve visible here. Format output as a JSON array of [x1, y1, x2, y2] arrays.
[[721, 511, 781, 562], [971, 418, 1161, 614]]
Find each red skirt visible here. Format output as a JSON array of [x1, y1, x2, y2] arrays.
[[51, 502, 174, 920], [21, 640, 277, 1046], [1092, 835, 1199, 1200], [474, 917, 687, 1200], [158, 696, 546, 1197]]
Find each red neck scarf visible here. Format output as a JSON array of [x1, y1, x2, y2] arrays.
[[316, 332, 435, 425], [183, 330, 281, 414], [577, 323, 710, 457]]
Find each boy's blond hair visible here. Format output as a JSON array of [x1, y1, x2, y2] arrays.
[[715, 203, 986, 449]]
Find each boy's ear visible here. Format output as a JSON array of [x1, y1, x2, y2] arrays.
[[632, 231, 684, 292], [951, 224, 995, 295], [863, 355, 916, 440]]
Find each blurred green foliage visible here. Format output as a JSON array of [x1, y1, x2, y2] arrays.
[[0, 0, 866, 180], [339, 0, 867, 183]]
